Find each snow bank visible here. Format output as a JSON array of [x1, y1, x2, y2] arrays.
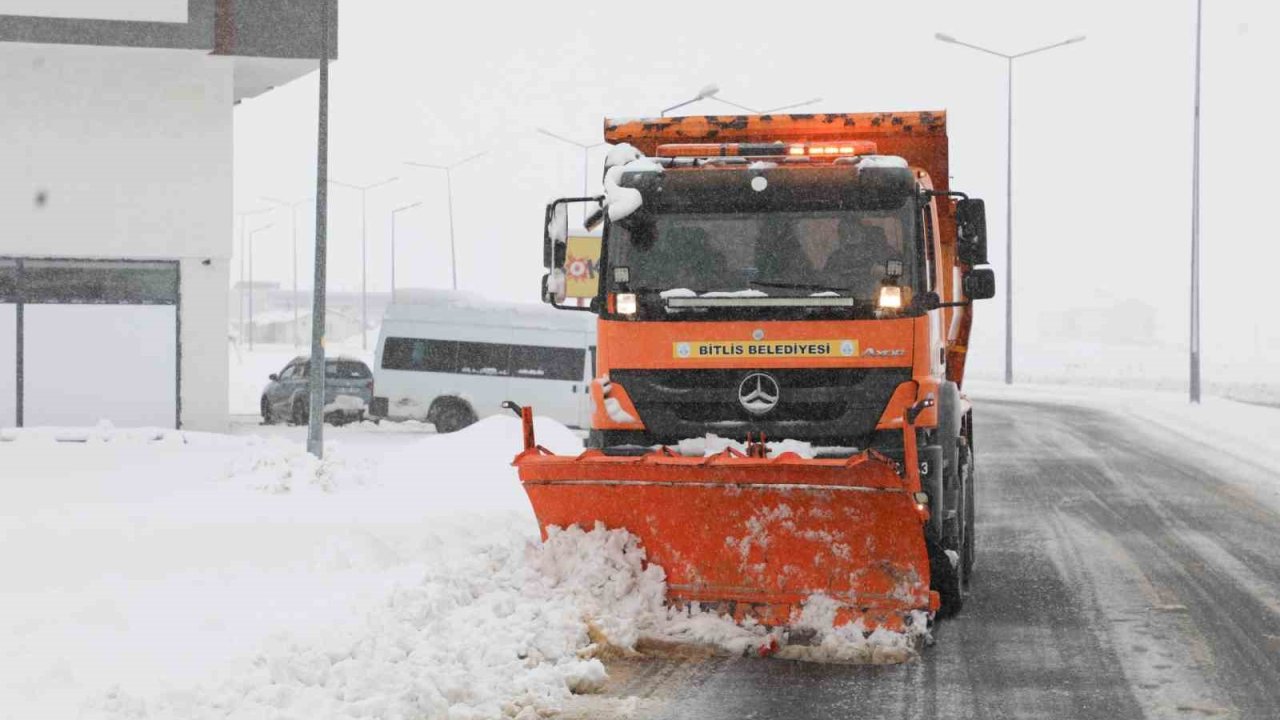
[[84, 526, 634, 720], [4, 413, 925, 720]]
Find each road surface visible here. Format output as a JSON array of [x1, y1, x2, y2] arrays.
[[564, 396, 1280, 720]]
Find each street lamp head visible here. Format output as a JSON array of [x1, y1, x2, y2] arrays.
[[935, 32, 957, 43], [696, 83, 720, 100], [1066, 35, 1087, 44]]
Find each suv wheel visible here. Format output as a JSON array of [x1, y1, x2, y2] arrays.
[[260, 396, 274, 425], [291, 398, 308, 426]]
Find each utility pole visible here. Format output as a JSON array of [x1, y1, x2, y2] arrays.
[[935, 31, 1086, 385], [307, 0, 331, 459], [1189, 0, 1203, 404]]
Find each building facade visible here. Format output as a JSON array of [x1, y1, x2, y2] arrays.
[[0, 0, 336, 431]]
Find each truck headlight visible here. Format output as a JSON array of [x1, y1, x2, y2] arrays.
[[878, 285, 903, 310], [617, 293, 637, 315]]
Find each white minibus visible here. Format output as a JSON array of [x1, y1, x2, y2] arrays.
[[372, 292, 596, 432]]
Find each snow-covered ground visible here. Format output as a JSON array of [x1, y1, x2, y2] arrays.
[[0, 411, 919, 720], [1, 416, 592, 719], [6, 352, 1275, 719]]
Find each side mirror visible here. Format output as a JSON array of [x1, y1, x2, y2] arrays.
[[955, 198, 988, 266], [543, 201, 569, 270], [542, 196, 604, 311], [913, 291, 942, 312], [964, 268, 996, 300], [268, 373, 279, 381]]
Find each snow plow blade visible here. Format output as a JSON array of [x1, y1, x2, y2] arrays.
[[508, 408, 938, 631]]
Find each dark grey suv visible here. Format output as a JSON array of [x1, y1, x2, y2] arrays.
[[261, 356, 375, 425]]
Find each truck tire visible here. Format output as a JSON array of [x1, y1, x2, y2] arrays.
[[962, 420, 977, 581], [291, 397, 308, 426], [938, 386, 968, 552], [430, 398, 477, 434], [928, 535, 964, 619]]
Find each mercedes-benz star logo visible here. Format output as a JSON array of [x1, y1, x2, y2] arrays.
[[738, 373, 780, 416]]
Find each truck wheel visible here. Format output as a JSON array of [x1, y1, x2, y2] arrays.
[[962, 440, 976, 582], [430, 398, 477, 434], [937, 382, 967, 587], [928, 535, 964, 619], [291, 398, 308, 426], [260, 396, 274, 425]]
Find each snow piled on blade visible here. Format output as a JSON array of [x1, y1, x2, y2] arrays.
[[775, 595, 929, 665]]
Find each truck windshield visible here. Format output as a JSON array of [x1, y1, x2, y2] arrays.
[[610, 202, 919, 301]]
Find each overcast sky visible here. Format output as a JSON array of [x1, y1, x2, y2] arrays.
[[233, 0, 1278, 381]]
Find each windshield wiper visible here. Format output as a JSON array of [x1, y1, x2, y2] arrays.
[[749, 279, 855, 293]]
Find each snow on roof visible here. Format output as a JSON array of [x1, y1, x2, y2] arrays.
[[602, 148, 662, 223], [858, 155, 909, 169], [604, 142, 643, 171]]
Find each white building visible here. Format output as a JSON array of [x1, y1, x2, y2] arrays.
[[0, 0, 336, 431]]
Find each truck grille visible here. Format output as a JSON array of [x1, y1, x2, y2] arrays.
[[608, 368, 911, 445]]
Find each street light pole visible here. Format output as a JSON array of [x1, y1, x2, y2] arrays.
[[307, 0, 331, 459], [661, 83, 720, 116], [247, 223, 274, 350], [235, 208, 271, 345], [1189, 0, 1204, 404], [329, 176, 398, 350], [711, 95, 823, 114], [390, 201, 423, 301], [263, 195, 312, 347], [403, 152, 486, 291], [935, 31, 1086, 385], [536, 128, 607, 223]]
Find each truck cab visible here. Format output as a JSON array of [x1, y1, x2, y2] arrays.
[[542, 113, 993, 456], [527, 111, 996, 621]]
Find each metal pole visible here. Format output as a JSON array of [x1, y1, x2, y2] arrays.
[[247, 223, 274, 349], [391, 207, 397, 301], [292, 206, 299, 347], [307, 0, 330, 458], [446, 170, 457, 291], [238, 215, 246, 343], [389, 201, 422, 303], [935, 33, 1084, 388], [248, 226, 254, 351], [1005, 57, 1014, 386], [361, 190, 368, 350], [582, 148, 589, 224], [1190, 0, 1203, 403]]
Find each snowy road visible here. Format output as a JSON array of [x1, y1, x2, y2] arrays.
[[566, 396, 1280, 720]]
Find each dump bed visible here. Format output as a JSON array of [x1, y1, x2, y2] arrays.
[[604, 111, 949, 194]]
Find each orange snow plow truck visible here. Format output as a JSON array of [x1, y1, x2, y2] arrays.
[[511, 111, 995, 631]]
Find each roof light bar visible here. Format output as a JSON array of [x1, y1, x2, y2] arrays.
[[658, 141, 879, 160]]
